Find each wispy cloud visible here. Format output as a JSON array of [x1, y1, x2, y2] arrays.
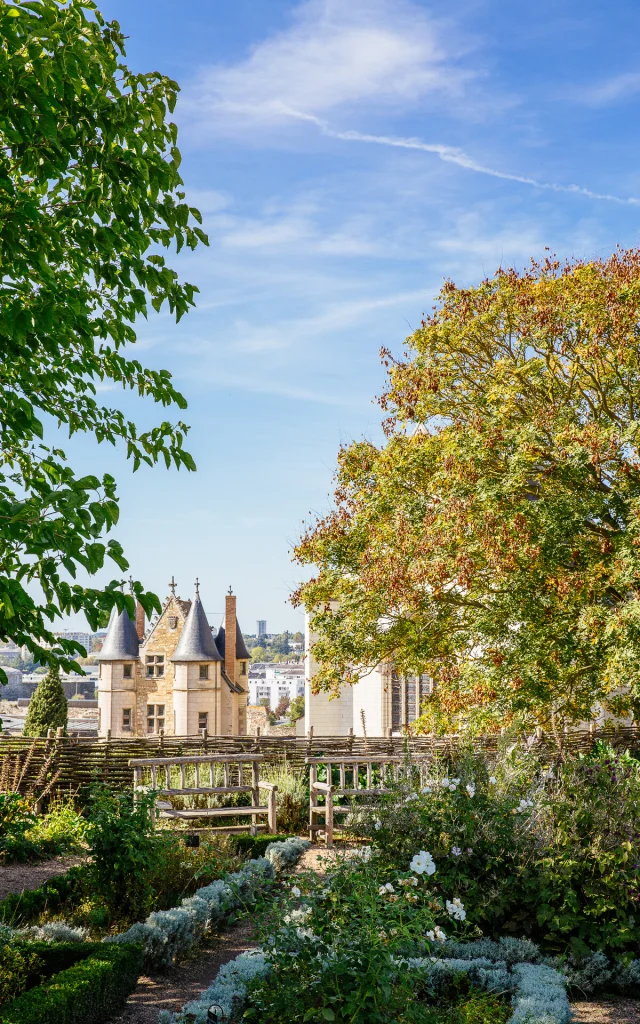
[[185, 0, 473, 131], [280, 108, 640, 206], [579, 71, 640, 106]]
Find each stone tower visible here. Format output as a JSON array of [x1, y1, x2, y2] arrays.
[[170, 585, 222, 735], [96, 603, 140, 738]]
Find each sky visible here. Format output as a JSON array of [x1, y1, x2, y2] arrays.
[[59, 0, 640, 635]]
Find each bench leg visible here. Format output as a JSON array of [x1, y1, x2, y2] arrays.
[[268, 787, 277, 834], [325, 790, 334, 847]]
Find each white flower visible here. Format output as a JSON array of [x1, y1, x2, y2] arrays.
[[284, 906, 311, 925], [291, 885, 301, 898], [378, 882, 395, 896], [446, 898, 467, 921], [465, 848, 473, 855], [489, 776, 497, 785], [466, 783, 475, 798], [426, 926, 447, 943], [451, 778, 460, 785], [451, 846, 462, 857], [421, 786, 432, 794], [516, 798, 534, 813], [449, 784, 457, 792], [296, 926, 318, 941], [410, 850, 436, 876], [374, 820, 382, 830], [378, 929, 387, 940], [441, 777, 450, 788], [404, 792, 418, 803], [351, 846, 372, 862]]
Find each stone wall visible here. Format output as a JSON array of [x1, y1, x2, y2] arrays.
[[136, 595, 191, 736], [246, 704, 296, 737]]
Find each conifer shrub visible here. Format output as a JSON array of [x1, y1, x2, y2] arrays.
[[22, 670, 67, 737]]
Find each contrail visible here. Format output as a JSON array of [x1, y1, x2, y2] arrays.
[[276, 104, 640, 206]]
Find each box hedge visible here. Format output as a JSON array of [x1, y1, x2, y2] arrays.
[[0, 941, 143, 1024]]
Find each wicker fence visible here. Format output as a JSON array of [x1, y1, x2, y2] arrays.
[[2, 723, 640, 801]]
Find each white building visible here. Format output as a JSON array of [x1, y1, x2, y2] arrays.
[[304, 611, 432, 736], [248, 663, 304, 709]]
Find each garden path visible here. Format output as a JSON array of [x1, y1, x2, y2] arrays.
[[108, 920, 258, 1024], [571, 999, 640, 1022], [0, 854, 84, 901]]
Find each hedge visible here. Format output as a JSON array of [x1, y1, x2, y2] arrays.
[[0, 866, 87, 927], [234, 833, 295, 859], [0, 941, 143, 1024]]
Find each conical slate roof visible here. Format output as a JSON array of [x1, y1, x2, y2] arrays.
[[170, 591, 221, 662], [96, 604, 140, 661], [215, 619, 251, 661]]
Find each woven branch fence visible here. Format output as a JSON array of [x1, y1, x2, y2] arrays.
[[2, 724, 640, 801]]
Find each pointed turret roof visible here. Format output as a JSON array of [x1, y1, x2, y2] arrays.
[[170, 590, 221, 662], [215, 619, 251, 661], [96, 604, 140, 661]]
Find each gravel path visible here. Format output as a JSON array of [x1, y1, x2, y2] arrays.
[[109, 920, 257, 1024], [0, 855, 84, 902], [571, 999, 640, 1022]]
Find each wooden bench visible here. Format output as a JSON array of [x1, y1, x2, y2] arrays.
[[129, 754, 277, 834], [307, 755, 407, 846]]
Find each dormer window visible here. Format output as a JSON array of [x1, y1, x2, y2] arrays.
[[199, 664, 209, 680], [123, 664, 133, 679]]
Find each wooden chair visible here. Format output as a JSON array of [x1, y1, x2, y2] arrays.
[[307, 755, 406, 846], [129, 753, 277, 834]]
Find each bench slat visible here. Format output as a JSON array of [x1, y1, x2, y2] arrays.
[[156, 785, 253, 796], [159, 805, 270, 819], [129, 754, 265, 766]]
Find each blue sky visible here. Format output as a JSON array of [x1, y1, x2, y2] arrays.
[[60, 0, 640, 634]]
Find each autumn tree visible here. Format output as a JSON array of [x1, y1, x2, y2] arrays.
[[0, 0, 206, 680], [294, 251, 640, 733]]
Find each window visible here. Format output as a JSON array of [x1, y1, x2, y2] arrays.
[[123, 664, 133, 679], [145, 654, 165, 678], [199, 664, 209, 680], [240, 661, 247, 676], [391, 672, 433, 731], [147, 704, 165, 734], [198, 712, 208, 732], [122, 708, 132, 730]]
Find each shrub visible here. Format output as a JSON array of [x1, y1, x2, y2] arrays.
[[86, 783, 165, 923], [235, 833, 294, 858], [262, 763, 308, 834], [0, 942, 42, 1007], [22, 669, 67, 737], [105, 837, 310, 970], [0, 795, 38, 864], [0, 942, 143, 1024]]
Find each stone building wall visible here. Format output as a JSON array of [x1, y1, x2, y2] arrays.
[[136, 596, 191, 737]]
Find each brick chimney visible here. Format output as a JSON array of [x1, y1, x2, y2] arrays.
[[135, 600, 145, 640], [225, 591, 237, 684]]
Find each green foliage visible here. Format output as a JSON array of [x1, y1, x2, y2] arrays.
[[0, 942, 42, 1008], [234, 832, 294, 859], [287, 694, 305, 725], [0, 942, 143, 1024], [86, 784, 164, 922], [294, 251, 640, 730], [0, 795, 38, 863], [0, 867, 87, 926], [531, 742, 640, 954], [0, 0, 207, 683], [0, 794, 86, 866], [263, 763, 308, 833], [22, 670, 67, 737], [353, 744, 640, 957]]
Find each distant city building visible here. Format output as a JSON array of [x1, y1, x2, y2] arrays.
[[54, 631, 93, 652], [256, 620, 267, 638], [248, 662, 304, 710]]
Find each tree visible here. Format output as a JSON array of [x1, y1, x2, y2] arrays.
[[0, 0, 206, 683], [287, 694, 304, 725], [294, 251, 640, 733], [275, 695, 290, 720], [23, 667, 67, 736]]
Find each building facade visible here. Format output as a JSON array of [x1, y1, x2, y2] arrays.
[[304, 610, 433, 737], [97, 584, 250, 738], [248, 662, 304, 709]]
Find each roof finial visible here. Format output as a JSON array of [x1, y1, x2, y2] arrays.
[[228, 585, 233, 596], [168, 575, 177, 596], [195, 577, 200, 594], [128, 575, 134, 593]]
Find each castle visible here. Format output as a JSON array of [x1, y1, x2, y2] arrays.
[[96, 581, 250, 738]]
